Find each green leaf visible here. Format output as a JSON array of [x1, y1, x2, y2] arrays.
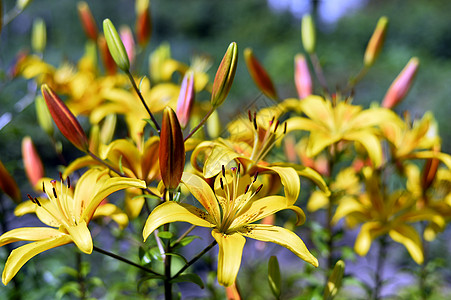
[[149, 246, 164, 262], [158, 231, 174, 239], [170, 273, 205, 289], [268, 256, 281, 298], [56, 282, 82, 299], [137, 274, 166, 292], [143, 118, 159, 132], [171, 235, 201, 249]]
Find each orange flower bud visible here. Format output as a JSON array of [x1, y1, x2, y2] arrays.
[[22, 136, 44, 187], [176, 71, 195, 128], [294, 54, 312, 99], [421, 145, 440, 192], [77, 1, 98, 41], [381, 57, 419, 109], [41, 84, 89, 151], [159, 107, 185, 190], [244, 48, 277, 100], [364, 16, 388, 68], [98, 35, 117, 75], [211, 42, 238, 107], [301, 14, 315, 54], [0, 160, 21, 203], [119, 25, 136, 67], [135, 0, 152, 46]]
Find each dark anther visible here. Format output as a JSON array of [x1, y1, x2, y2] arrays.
[[273, 120, 280, 133], [34, 197, 41, 207], [67, 176, 71, 189], [244, 184, 250, 193], [253, 172, 258, 183], [27, 194, 34, 202], [253, 116, 258, 130], [269, 116, 275, 126], [59, 172, 63, 181], [248, 110, 252, 122], [222, 165, 226, 177], [220, 178, 224, 190], [52, 187, 58, 198], [231, 166, 237, 172], [42, 182, 46, 193], [255, 184, 263, 195], [237, 163, 241, 175], [283, 122, 287, 134]]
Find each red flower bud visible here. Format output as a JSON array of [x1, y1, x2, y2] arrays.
[[211, 42, 238, 107], [294, 54, 312, 99], [159, 107, 185, 190], [244, 48, 277, 100], [135, 0, 152, 46], [0, 160, 21, 203], [22, 136, 44, 188], [176, 71, 195, 128], [98, 35, 117, 75], [77, 1, 98, 41], [41, 84, 89, 151]]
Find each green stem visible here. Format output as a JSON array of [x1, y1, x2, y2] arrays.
[[308, 52, 330, 97], [420, 223, 429, 300], [164, 223, 172, 300], [184, 107, 215, 141], [173, 225, 196, 246], [126, 71, 161, 133], [2, 7, 23, 27], [373, 235, 387, 300], [172, 240, 217, 279], [93, 246, 162, 276], [76, 251, 87, 300]]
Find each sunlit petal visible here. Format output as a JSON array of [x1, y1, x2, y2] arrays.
[[354, 222, 385, 256], [389, 224, 423, 264], [65, 220, 93, 254], [0, 227, 66, 247], [93, 203, 129, 229]]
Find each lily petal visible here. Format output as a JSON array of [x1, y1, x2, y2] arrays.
[[65, 220, 93, 254], [344, 131, 382, 167], [389, 224, 423, 264], [93, 203, 129, 229], [238, 224, 318, 267], [211, 229, 246, 287], [2, 235, 72, 285], [354, 222, 386, 256], [143, 201, 213, 241], [181, 172, 221, 224], [0, 227, 66, 247]]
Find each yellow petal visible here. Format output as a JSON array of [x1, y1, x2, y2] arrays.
[[63, 155, 99, 177], [299, 96, 334, 130], [389, 224, 423, 264], [0, 227, 66, 247], [14, 200, 37, 217], [332, 197, 366, 224], [307, 190, 329, 212], [344, 131, 382, 167], [238, 224, 318, 267], [211, 229, 246, 287], [354, 222, 385, 256], [181, 172, 221, 224], [264, 166, 300, 205], [93, 203, 129, 229], [203, 145, 240, 178], [65, 220, 93, 254], [143, 201, 213, 241], [2, 235, 72, 285]]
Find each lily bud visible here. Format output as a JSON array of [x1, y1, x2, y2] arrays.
[[364, 16, 388, 68], [211, 42, 238, 108], [294, 54, 312, 99], [206, 109, 221, 139], [35, 95, 54, 136], [159, 107, 185, 190], [301, 14, 316, 54], [381, 57, 419, 109], [119, 25, 136, 67], [268, 256, 281, 299], [16, 0, 32, 10], [103, 18, 130, 72], [41, 84, 89, 151], [22, 136, 44, 187], [0, 160, 21, 203], [324, 260, 345, 300], [77, 1, 98, 41], [176, 71, 195, 128], [99, 113, 117, 145], [135, 0, 152, 46], [244, 48, 277, 100], [31, 18, 46, 53], [98, 35, 117, 75]]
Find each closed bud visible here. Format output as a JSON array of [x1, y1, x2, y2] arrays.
[[294, 54, 312, 99], [0, 160, 21, 203], [77, 1, 98, 41], [119, 25, 136, 67], [22, 136, 44, 187], [382, 57, 419, 109], [364, 16, 388, 68], [244, 48, 277, 100], [211, 42, 238, 107], [176, 71, 195, 128], [206, 109, 221, 139], [159, 107, 185, 190], [98, 35, 117, 75], [16, 0, 33, 10], [41, 84, 89, 151], [35, 95, 54, 136], [31, 18, 46, 53], [103, 18, 130, 72], [135, 0, 152, 46], [99, 113, 117, 145], [301, 14, 316, 54], [324, 260, 345, 300], [268, 256, 281, 299]]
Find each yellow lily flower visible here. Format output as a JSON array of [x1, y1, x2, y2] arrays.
[[63, 137, 160, 218], [191, 108, 329, 205], [286, 95, 398, 167], [332, 166, 438, 264], [0, 169, 146, 285], [143, 168, 318, 286]]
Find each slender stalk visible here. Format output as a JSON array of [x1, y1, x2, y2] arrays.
[[88, 151, 124, 177], [345, 66, 369, 93], [164, 222, 172, 300], [126, 71, 161, 133], [420, 222, 429, 300], [2, 7, 23, 27], [308, 53, 330, 96], [373, 235, 387, 300], [76, 251, 87, 300], [172, 240, 217, 279], [93, 245, 162, 276], [184, 107, 215, 141], [173, 225, 196, 246]]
